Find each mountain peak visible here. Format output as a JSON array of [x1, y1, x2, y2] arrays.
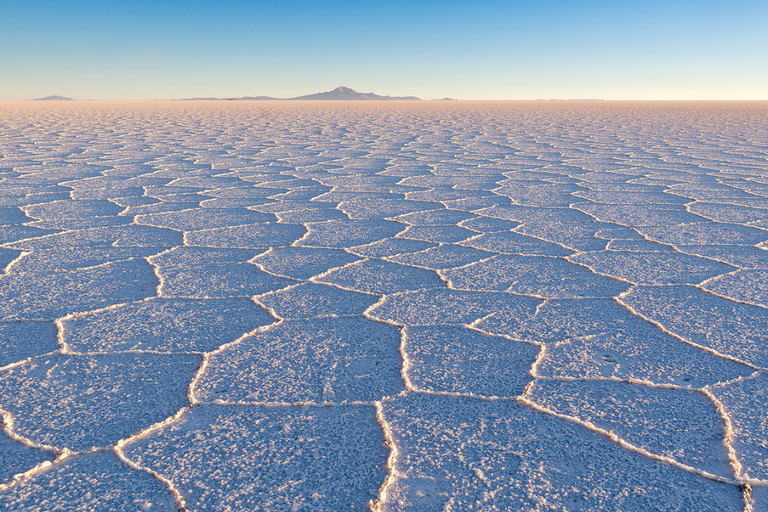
[[292, 87, 420, 101], [176, 87, 422, 101], [33, 95, 74, 101]]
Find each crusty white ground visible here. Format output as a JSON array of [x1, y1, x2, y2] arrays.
[[1, 100, 767, 511]]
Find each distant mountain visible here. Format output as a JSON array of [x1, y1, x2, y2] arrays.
[[178, 96, 280, 101], [176, 87, 422, 101], [33, 95, 74, 101], [290, 86, 420, 101], [239, 96, 279, 100]]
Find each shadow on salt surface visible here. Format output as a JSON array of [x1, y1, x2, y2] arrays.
[[379, 394, 740, 512], [0, 354, 199, 451], [701, 269, 768, 308], [637, 223, 768, 246], [148, 247, 254, 266], [256, 283, 379, 319], [0, 248, 20, 270], [392, 209, 476, 226], [22, 199, 124, 223], [688, 202, 768, 224], [677, 245, 768, 269], [605, 239, 674, 251], [398, 174, 503, 190], [0, 225, 62, 245], [26, 216, 131, 230], [594, 226, 647, 241], [71, 187, 148, 201], [513, 221, 610, 252], [21, 198, 125, 227], [459, 230, 572, 257], [149, 248, 294, 299], [123, 405, 387, 512], [120, 200, 202, 216], [712, 373, 768, 481], [270, 189, 333, 201], [477, 298, 751, 386], [61, 298, 275, 353], [144, 189, 207, 204], [622, 285, 768, 367], [493, 182, 582, 207], [0, 189, 70, 209], [443, 194, 512, 211], [317, 259, 444, 295], [0, 452, 175, 511], [478, 204, 596, 224], [347, 237, 436, 258], [753, 487, 768, 512], [6, 246, 163, 273], [527, 380, 732, 477], [571, 250, 734, 285], [62, 174, 172, 191], [197, 186, 291, 202], [404, 188, 493, 202], [0, 429, 55, 486], [338, 198, 442, 220], [249, 199, 340, 215], [666, 184, 763, 201], [367, 288, 539, 326], [198, 196, 272, 209], [196, 317, 404, 403], [184, 223, 306, 249], [0, 322, 58, 368], [311, 190, 401, 204], [397, 225, 477, 244], [443, 255, 629, 298], [458, 215, 520, 233], [2, 225, 183, 251], [165, 176, 244, 189], [296, 219, 405, 248], [403, 325, 537, 397], [571, 190, 691, 204], [274, 208, 349, 223], [0, 207, 33, 226], [251, 246, 361, 280], [386, 244, 494, 271], [0, 260, 157, 321], [573, 203, 703, 226], [135, 207, 274, 231]]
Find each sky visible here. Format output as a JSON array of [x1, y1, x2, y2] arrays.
[[1, 0, 766, 100]]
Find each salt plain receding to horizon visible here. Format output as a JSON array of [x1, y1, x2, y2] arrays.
[[1, 100, 768, 511]]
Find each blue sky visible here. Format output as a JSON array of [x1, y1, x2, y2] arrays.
[[1, 0, 766, 100]]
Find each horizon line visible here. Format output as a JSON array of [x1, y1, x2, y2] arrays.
[[5, 98, 768, 102]]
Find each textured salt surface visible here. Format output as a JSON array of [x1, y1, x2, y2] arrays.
[[1, 100, 767, 510]]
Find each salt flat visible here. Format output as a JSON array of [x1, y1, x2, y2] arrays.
[[0, 100, 767, 511]]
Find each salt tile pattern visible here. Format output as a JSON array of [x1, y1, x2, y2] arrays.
[[1, 101, 767, 511]]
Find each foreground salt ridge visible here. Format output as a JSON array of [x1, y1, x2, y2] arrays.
[[0, 102, 765, 510]]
